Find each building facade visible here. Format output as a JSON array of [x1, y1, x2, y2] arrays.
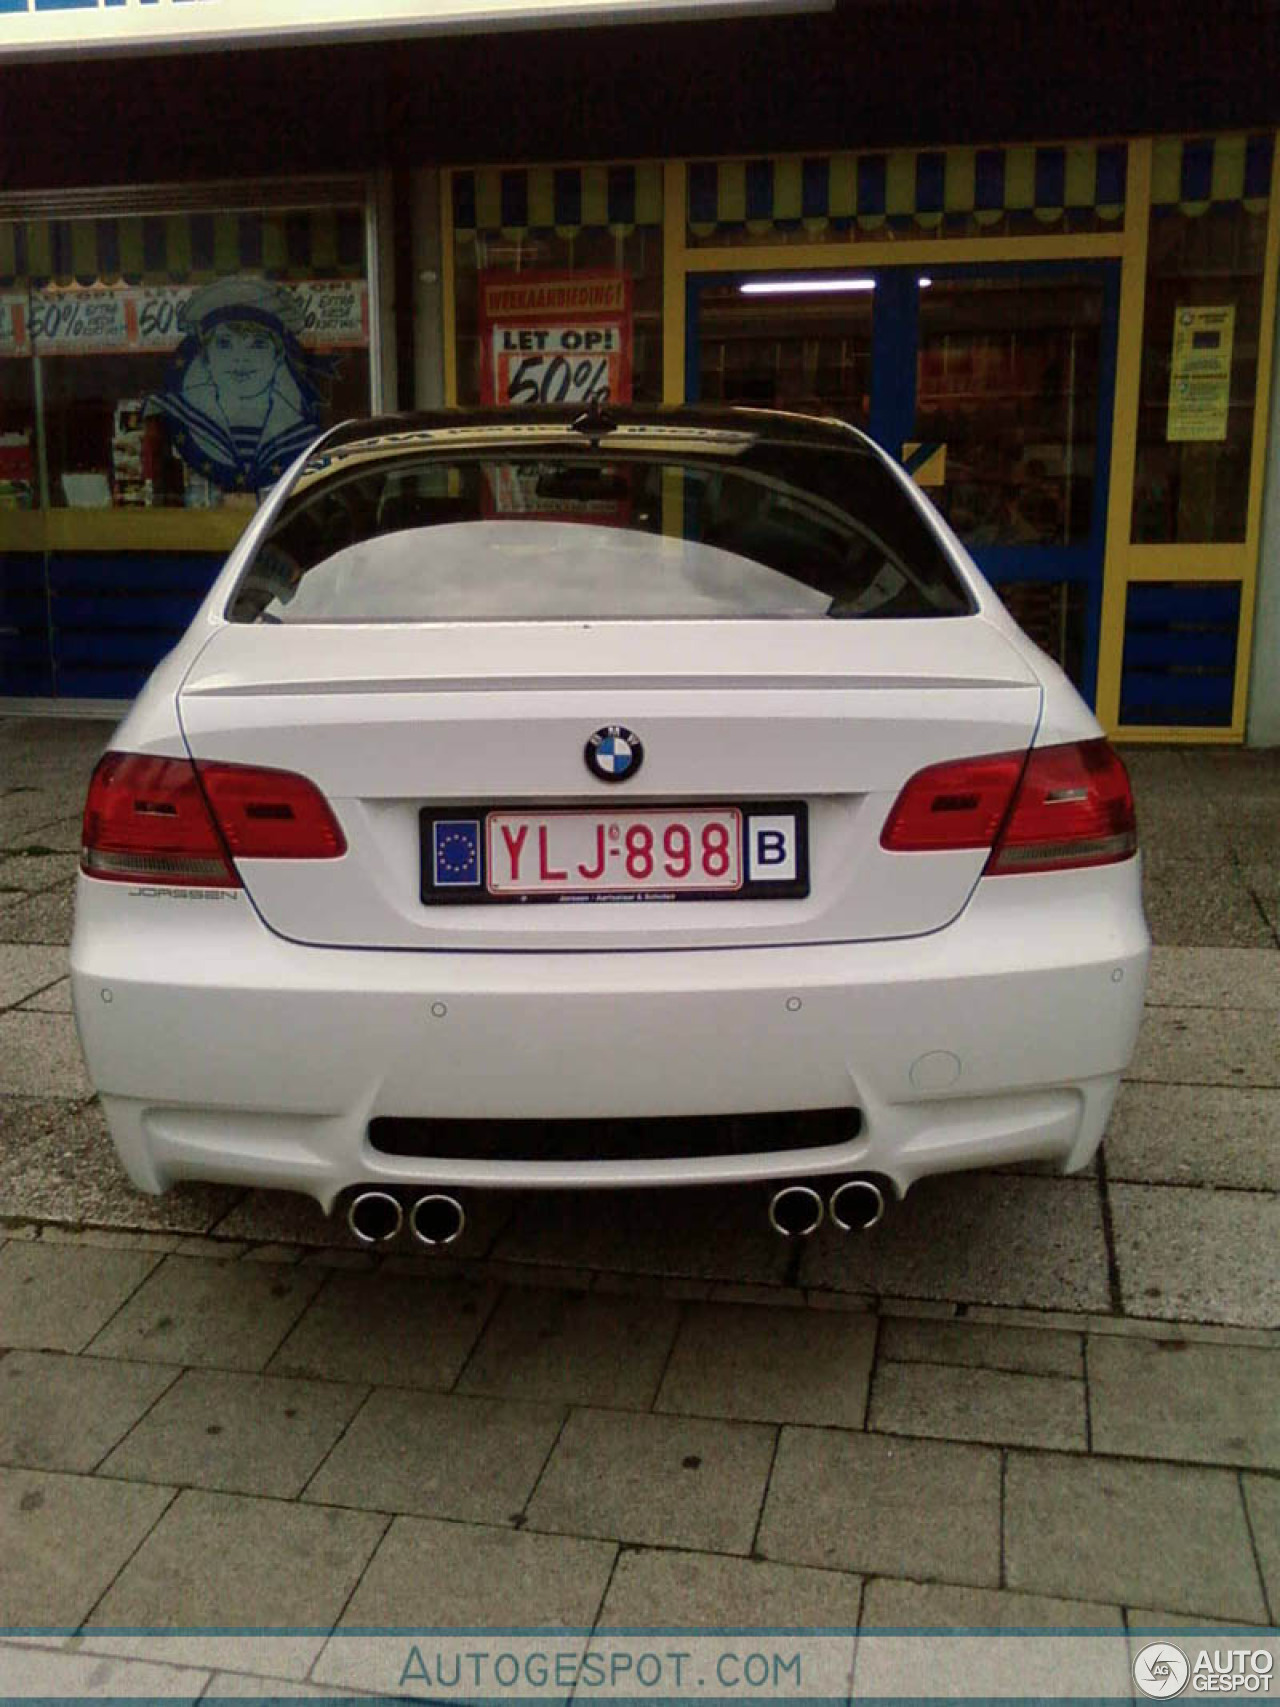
[[1, 0, 1277, 741]]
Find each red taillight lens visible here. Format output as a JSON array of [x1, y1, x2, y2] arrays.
[[986, 738, 1136, 874], [880, 751, 1025, 852], [197, 762, 347, 860], [82, 753, 238, 886], [881, 739, 1137, 873], [82, 752, 346, 885]]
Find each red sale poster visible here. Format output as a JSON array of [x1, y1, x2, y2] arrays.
[[478, 271, 633, 407]]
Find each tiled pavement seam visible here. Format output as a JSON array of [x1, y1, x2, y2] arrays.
[[3, 1249, 1277, 1634]]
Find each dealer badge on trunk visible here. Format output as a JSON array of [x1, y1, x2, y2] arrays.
[[585, 726, 644, 783]]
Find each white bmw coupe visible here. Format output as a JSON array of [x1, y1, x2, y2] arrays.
[[71, 406, 1149, 1247]]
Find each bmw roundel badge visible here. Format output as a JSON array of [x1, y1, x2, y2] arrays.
[[585, 725, 644, 783]]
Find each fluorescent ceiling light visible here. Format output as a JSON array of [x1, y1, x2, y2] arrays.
[[739, 278, 876, 295], [918, 276, 933, 287]]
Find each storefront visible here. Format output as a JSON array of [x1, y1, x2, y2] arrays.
[[444, 135, 1279, 741], [0, 176, 385, 699], [0, 0, 1277, 740]]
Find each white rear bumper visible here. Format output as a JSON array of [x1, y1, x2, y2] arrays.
[[70, 862, 1149, 1210]]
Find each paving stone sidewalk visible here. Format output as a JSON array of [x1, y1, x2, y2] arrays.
[[0, 718, 1277, 1677]]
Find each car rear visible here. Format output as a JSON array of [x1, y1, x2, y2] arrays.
[[70, 409, 1149, 1224]]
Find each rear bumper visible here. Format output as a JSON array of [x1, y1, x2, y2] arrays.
[[70, 862, 1149, 1210]]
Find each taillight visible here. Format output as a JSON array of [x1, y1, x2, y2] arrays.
[[81, 752, 345, 885], [197, 762, 347, 860], [881, 739, 1137, 875], [880, 751, 1025, 852], [986, 739, 1136, 874]]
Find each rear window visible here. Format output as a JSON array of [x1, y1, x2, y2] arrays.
[[227, 434, 972, 624]]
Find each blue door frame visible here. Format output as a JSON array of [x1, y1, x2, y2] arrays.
[[686, 260, 1121, 707]]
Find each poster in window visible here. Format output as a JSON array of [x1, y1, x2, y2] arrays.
[[1167, 306, 1235, 443], [478, 271, 632, 408]]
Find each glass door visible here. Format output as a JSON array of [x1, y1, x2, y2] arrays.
[[687, 262, 1120, 705]]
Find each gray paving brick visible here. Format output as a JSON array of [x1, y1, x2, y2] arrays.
[[0, 1350, 177, 1472], [599, 1546, 863, 1627], [1088, 1336, 1280, 1468], [801, 1175, 1110, 1313], [878, 1316, 1083, 1377], [0, 1466, 174, 1626], [0, 1241, 159, 1351], [99, 1368, 369, 1498], [869, 1360, 1086, 1450], [1145, 947, 1280, 1010], [0, 885, 75, 948], [527, 1406, 776, 1553], [1005, 1452, 1268, 1621], [495, 1184, 790, 1285], [1128, 1009, 1280, 1088], [332, 1515, 615, 1629], [0, 1099, 240, 1232], [1109, 1184, 1280, 1328], [861, 1577, 1123, 1628], [0, 946, 66, 1009], [0, 817, 83, 857], [1242, 1475, 1279, 1618], [0, 854, 78, 895], [654, 1301, 876, 1427], [304, 1387, 564, 1523], [0, 1013, 91, 1098], [87, 1254, 325, 1370], [856, 1583, 1127, 1696], [1104, 1084, 1280, 1190], [1142, 866, 1275, 949], [267, 1271, 499, 1388], [456, 1287, 679, 1408], [88, 1489, 386, 1642], [758, 1429, 1001, 1584], [0, 1644, 208, 1699], [17, 978, 72, 1013]]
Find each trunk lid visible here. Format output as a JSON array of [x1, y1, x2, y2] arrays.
[[177, 616, 1042, 951]]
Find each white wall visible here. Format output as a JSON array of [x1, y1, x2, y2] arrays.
[[1247, 275, 1280, 745]]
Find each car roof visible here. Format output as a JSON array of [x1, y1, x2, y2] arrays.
[[318, 404, 877, 458]]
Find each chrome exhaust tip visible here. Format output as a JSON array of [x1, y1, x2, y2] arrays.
[[346, 1190, 404, 1245], [410, 1192, 466, 1247], [829, 1177, 887, 1233], [768, 1184, 825, 1238]]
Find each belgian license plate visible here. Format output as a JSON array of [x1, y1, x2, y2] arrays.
[[420, 802, 809, 905]]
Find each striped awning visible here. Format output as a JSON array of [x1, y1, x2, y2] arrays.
[[1150, 134, 1273, 215], [686, 144, 1129, 236], [0, 206, 367, 287], [451, 164, 664, 238]]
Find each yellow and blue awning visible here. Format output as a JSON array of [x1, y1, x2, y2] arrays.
[[0, 206, 367, 287], [1150, 134, 1274, 215], [451, 163, 664, 238], [684, 143, 1129, 236]]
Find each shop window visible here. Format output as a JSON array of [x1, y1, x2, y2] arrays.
[[451, 166, 663, 407], [0, 200, 373, 512], [914, 274, 1104, 550], [1131, 174, 1271, 544], [998, 579, 1088, 688]]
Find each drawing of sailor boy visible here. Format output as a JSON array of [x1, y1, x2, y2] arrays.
[[148, 276, 332, 498]]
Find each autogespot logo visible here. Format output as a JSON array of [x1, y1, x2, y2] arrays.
[[1135, 1644, 1191, 1698]]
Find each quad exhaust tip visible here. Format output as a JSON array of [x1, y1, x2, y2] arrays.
[[767, 1176, 890, 1237], [346, 1190, 404, 1245], [829, 1177, 887, 1233], [768, 1184, 825, 1238], [410, 1192, 466, 1247]]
